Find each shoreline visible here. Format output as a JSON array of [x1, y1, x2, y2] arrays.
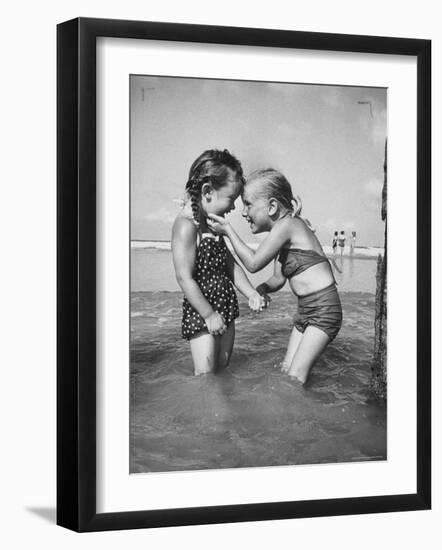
[[131, 241, 384, 259]]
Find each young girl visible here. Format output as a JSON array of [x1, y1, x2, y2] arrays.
[[172, 149, 264, 375], [332, 231, 338, 254], [208, 168, 342, 385], [350, 230, 357, 253], [338, 230, 346, 256]]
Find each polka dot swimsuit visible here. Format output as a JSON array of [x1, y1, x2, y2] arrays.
[[182, 236, 239, 340]]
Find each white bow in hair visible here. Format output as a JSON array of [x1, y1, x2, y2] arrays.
[[172, 197, 186, 208]]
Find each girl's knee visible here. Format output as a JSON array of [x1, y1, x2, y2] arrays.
[[217, 352, 231, 370], [193, 354, 217, 375], [287, 367, 308, 385], [194, 366, 215, 375]]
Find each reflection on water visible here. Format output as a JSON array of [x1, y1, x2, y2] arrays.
[[130, 291, 386, 473]]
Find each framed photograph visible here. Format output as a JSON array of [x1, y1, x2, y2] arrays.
[[57, 17, 431, 532]]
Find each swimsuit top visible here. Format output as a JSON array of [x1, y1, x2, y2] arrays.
[[194, 233, 231, 281], [278, 247, 330, 278]]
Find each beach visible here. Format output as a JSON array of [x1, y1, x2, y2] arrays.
[[130, 249, 386, 473]]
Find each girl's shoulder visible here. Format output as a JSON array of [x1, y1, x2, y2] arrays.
[[283, 214, 310, 235], [287, 216, 320, 249], [172, 213, 198, 243], [271, 215, 297, 238], [268, 216, 302, 250], [174, 201, 197, 226], [273, 214, 306, 232]]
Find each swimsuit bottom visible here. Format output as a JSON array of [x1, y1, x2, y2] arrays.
[[293, 283, 342, 341], [182, 279, 239, 340], [181, 236, 239, 340]]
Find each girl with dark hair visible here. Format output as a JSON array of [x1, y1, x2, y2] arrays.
[[172, 149, 264, 375], [332, 231, 338, 254], [338, 230, 346, 256], [208, 168, 342, 385]]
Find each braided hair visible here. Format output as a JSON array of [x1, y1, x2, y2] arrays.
[[185, 149, 245, 226], [246, 168, 302, 217]]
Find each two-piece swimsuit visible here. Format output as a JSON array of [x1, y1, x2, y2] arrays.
[[181, 234, 239, 340], [278, 248, 342, 341]]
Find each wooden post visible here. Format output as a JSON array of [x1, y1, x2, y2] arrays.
[[372, 140, 387, 398]]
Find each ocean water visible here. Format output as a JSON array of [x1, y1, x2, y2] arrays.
[[130, 249, 386, 473], [131, 248, 380, 294]]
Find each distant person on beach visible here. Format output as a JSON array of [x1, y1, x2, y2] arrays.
[[208, 168, 342, 385], [332, 231, 338, 254], [350, 231, 357, 253], [172, 149, 265, 375], [338, 230, 346, 256]]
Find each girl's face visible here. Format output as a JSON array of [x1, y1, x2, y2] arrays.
[[241, 182, 271, 234], [204, 175, 242, 217]]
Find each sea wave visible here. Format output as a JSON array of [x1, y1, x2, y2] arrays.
[[131, 240, 384, 258]]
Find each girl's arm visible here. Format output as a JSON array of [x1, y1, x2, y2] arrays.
[[225, 247, 255, 299], [208, 214, 291, 273], [256, 258, 287, 295], [172, 218, 225, 333], [225, 248, 265, 310]]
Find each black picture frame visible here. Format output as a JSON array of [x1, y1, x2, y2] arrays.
[[57, 17, 431, 532]]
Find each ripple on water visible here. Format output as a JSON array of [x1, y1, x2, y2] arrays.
[[130, 290, 386, 472]]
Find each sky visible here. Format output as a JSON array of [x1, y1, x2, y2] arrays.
[[130, 75, 387, 247]]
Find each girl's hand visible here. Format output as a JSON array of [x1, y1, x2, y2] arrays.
[[255, 284, 271, 308], [261, 293, 271, 308], [207, 213, 229, 235], [204, 311, 226, 335], [248, 291, 266, 312]]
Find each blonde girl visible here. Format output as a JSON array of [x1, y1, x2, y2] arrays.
[[208, 168, 342, 384]]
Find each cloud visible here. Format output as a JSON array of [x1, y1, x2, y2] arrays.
[[371, 107, 387, 145], [357, 99, 387, 146], [341, 220, 356, 231], [364, 178, 383, 198], [321, 87, 342, 108], [319, 217, 355, 234], [363, 177, 383, 211], [320, 217, 339, 233], [143, 207, 176, 224]]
